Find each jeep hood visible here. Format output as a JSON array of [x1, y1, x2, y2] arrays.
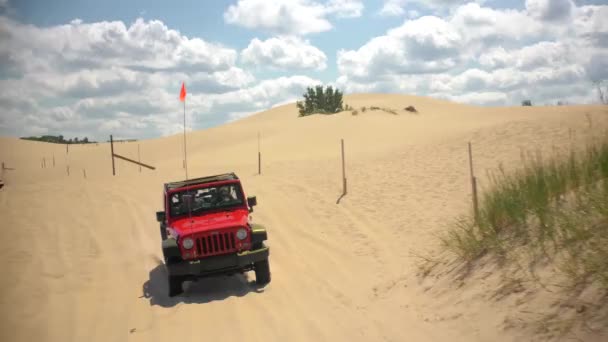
[[170, 209, 249, 235]]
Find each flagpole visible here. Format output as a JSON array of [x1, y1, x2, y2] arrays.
[[183, 95, 188, 180]]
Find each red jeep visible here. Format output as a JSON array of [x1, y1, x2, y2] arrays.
[[155, 173, 270, 297]]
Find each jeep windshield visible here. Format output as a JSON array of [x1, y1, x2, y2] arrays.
[[169, 183, 244, 218]]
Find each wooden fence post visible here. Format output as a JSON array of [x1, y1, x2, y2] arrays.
[[110, 135, 115, 176], [468, 142, 479, 223], [342, 139, 347, 195], [67, 166, 70, 176], [258, 132, 261, 175], [83, 169, 87, 179]]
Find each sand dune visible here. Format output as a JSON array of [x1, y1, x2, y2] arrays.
[[1, 94, 607, 342]]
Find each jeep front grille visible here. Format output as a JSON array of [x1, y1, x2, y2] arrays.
[[196, 232, 237, 256]]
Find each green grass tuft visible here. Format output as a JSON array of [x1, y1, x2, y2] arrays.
[[442, 130, 608, 288]]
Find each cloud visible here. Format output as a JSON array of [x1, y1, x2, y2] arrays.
[[241, 36, 327, 70], [450, 3, 547, 47], [223, 0, 363, 35], [337, 1, 608, 106], [325, 0, 364, 18], [573, 5, 608, 48], [441, 91, 508, 106], [206, 75, 321, 115], [0, 16, 321, 140], [378, 0, 406, 16], [585, 53, 608, 82], [0, 17, 237, 74], [525, 0, 574, 21], [337, 16, 462, 81]]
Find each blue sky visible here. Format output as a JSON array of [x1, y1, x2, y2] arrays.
[[0, 0, 607, 140]]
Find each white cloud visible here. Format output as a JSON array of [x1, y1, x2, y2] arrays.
[[378, 0, 406, 16], [441, 91, 508, 106], [223, 0, 363, 35], [337, 16, 462, 81], [0, 16, 322, 140], [241, 36, 327, 70], [337, 1, 608, 106], [525, 0, 574, 22], [573, 5, 608, 48], [207, 75, 321, 114], [0, 17, 237, 74], [450, 3, 547, 46], [479, 42, 575, 71], [585, 53, 608, 82], [408, 10, 421, 19], [325, 0, 364, 18]]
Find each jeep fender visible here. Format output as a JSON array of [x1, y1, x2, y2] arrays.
[[162, 238, 182, 261], [251, 224, 268, 246]]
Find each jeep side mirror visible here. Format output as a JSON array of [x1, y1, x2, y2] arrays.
[[247, 196, 257, 212], [156, 211, 166, 222]]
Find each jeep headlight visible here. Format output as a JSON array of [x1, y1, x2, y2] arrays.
[[182, 237, 194, 249], [236, 228, 248, 240]]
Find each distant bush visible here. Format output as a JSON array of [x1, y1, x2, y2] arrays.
[[351, 110, 359, 116], [296, 85, 344, 116], [382, 108, 398, 115], [361, 106, 367, 113], [522, 100, 533, 106], [405, 105, 418, 113]]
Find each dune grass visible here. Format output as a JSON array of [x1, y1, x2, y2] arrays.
[[442, 130, 608, 288]]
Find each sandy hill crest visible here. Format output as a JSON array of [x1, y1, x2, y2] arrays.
[[1, 93, 607, 342]]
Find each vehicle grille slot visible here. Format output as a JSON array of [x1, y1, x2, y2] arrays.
[[207, 236, 213, 254], [201, 237, 207, 254], [213, 235, 219, 252], [219, 234, 225, 251], [196, 238, 201, 255], [230, 233, 236, 249]]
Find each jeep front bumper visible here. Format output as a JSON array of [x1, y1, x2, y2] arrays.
[[166, 247, 269, 278]]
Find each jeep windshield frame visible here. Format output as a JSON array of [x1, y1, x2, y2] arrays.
[[166, 180, 246, 220]]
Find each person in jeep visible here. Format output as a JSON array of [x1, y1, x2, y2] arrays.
[[218, 186, 234, 203]]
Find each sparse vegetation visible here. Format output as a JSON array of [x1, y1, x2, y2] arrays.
[[441, 130, 608, 290], [356, 106, 400, 115], [296, 85, 344, 116], [21, 135, 96, 144], [522, 100, 533, 106]]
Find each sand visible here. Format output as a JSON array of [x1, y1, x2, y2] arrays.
[[1, 94, 607, 342]]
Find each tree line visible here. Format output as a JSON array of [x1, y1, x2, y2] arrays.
[[20, 135, 96, 144]]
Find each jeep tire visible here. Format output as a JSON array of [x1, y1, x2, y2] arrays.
[[254, 259, 271, 285], [168, 276, 183, 297]]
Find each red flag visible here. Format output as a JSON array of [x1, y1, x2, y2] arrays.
[[179, 82, 187, 102]]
